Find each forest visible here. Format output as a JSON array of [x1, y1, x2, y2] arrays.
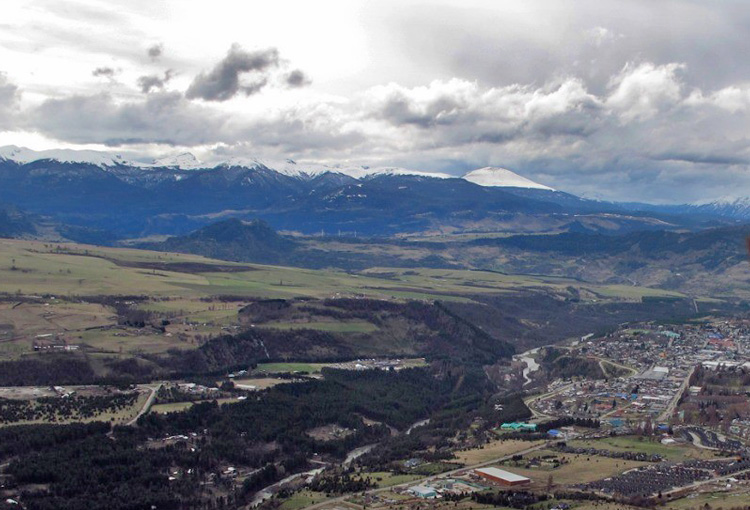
[[1, 366, 493, 510]]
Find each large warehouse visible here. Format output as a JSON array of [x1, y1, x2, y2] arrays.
[[475, 467, 531, 486]]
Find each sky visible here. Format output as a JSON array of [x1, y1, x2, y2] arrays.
[[1, 0, 750, 203]]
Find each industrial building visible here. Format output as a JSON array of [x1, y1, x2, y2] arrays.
[[475, 467, 531, 486], [500, 422, 537, 431], [408, 485, 437, 498]]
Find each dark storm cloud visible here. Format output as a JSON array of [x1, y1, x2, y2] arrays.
[[186, 45, 280, 101], [285, 69, 311, 88], [147, 43, 163, 61], [92, 66, 116, 78], [137, 70, 174, 93]]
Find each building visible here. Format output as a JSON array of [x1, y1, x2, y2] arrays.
[[408, 485, 437, 498], [475, 467, 531, 486], [500, 422, 537, 431]]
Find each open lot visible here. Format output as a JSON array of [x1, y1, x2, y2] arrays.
[[568, 436, 718, 462], [493, 448, 649, 485], [454, 439, 546, 465]]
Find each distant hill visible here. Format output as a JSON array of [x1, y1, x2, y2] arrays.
[[0, 205, 36, 238], [165, 298, 515, 371], [151, 218, 297, 265], [143, 218, 459, 270]]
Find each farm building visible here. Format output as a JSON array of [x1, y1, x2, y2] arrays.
[[475, 467, 530, 486]]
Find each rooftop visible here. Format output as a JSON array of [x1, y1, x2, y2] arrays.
[[475, 467, 530, 483]]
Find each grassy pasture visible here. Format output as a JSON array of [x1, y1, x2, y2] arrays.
[[0, 239, 690, 303]]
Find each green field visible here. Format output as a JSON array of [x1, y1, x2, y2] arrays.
[[150, 397, 242, 415], [0, 239, 694, 303], [255, 362, 330, 374], [0, 238, 707, 366], [278, 490, 333, 509], [360, 471, 422, 487]]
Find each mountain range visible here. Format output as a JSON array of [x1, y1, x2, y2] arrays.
[[0, 145, 745, 241]]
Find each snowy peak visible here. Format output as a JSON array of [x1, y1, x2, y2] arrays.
[[462, 167, 554, 191], [215, 157, 451, 180], [692, 195, 750, 219], [152, 152, 202, 169], [0, 145, 126, 168]]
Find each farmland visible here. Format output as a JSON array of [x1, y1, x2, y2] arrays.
[[0, 239, 693, 303]]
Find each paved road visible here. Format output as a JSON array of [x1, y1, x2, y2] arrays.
[[662, 467, 750, 498], [657, 366, 695, 423], [126, 383, 161, 426], [302, 442, 551, 510], [595, 357, 637, 378], [524, 382, 576, 421]]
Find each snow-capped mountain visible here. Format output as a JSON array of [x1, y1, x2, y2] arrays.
[[462, 167, 554, 190], [150, 152, 203, 170], [0, 144, 719, 239], [0, 146, 452, 180], [0, 145, 128, 167], [692, 196, 750, 220]]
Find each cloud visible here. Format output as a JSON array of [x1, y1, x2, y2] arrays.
[[23, 89, 362, 154], [147, 43, 163, 61], [285, 69, 311, 88], [92, 67, 116, 78], [366, 77, 602, 143], [606, 62, 685, 121], [137, 70, 174, 93], [584, 26, 621, 47], [0, 73, 20, 129], [186, 45, 280, 101], [28, 91, 228, 146], [13, 54, 750, 203]]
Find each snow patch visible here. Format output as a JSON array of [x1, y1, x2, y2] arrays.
[[462, 167, 554, 190]]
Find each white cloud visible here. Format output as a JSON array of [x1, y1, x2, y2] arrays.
[[4, 1, 750, 202], [584, 26, 621, 47], [606, 62, 685, 122]]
